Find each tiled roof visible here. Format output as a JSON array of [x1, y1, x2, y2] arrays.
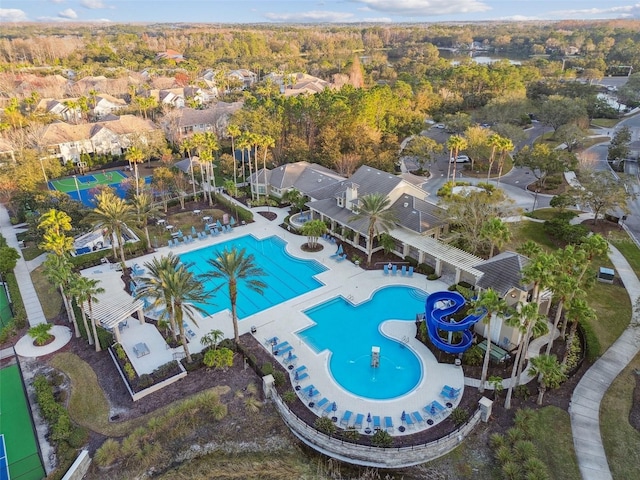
[[390, 195, 446, 234], [474, 251, 531, 296], [176, 102, 243, 128], [42, 115, 157, 145]]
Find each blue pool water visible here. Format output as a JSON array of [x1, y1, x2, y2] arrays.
[[180, 235, 326, 319], [299, 286, 428, 400]]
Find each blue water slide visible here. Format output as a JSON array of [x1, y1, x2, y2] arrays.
[[425, 291, 486, 354]]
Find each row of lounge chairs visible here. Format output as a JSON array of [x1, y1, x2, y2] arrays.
[[321, 234, 337, 244], [168, 225, 235, 248], [383, 264, 414, 276]]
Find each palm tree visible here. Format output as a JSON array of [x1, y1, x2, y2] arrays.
[[135, 254, 182, 342], [71, 276, 105, 352], [227, 124, 241, 187], [42, 255, 80, 338], [480, 218, 511, 258], [522, 252, 558, 305], [301, 219, 327, 249], [529, 354, 566, 405], [237, 132, 251, 188], [39, 231, 74, 257], [495, 137, 514, 185], [259, 134, 275, 201], [125, 146, 145, 196], [562, 298, 596, 367], [545, 272, 580, 355], [180, 137, 198, 202], [486, 133, 502, 181], [131, 192, 161, 251], [504, 302, 548, 409], [350, 193, 398, 267], [38, 208, 72, 236], [472, 288, 508, 393], [447, 135, 468, 184], [202, 247, 266, 344], [88, 189, 135, 267], [164, 265, 209, 363], [193, 132, 219, 205]]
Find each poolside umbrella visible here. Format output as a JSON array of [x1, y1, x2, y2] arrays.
[[430, 403, 436, 416], [287, 350, 293, 362], [331, 402, 337, 417], [191, 225, 197, 236], [308, 387, 314, 397], [294, 370, 299, 383], [401, 411, 406, 425], [367, 412, 371, 428], [230, 216, 236, 226]]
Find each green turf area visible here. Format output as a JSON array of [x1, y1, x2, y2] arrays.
[[49, 170, 126, 193], [0, 365, 46, 480], [0, 284, 11, 328]]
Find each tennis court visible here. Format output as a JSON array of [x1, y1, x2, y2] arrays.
[[0, 365, 46, 480], [48, 170, 126, 193]]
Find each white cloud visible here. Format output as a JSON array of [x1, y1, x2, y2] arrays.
[[80, 0, 106, 9], [0, 8, 28, 22], [551, 4, 640, 18], [351, 0, 491, 16], [362, 17, 393, 22], [265, 10, 355, 22], [58, 8, 78, 19], [50, 0, 65, 4]]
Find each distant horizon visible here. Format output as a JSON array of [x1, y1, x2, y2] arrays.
[[1, 1, 639, 25]]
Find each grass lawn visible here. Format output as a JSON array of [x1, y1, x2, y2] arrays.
[[611, 236, 640, 279], [529, 406, 581, 480], [600, 352, 640, 480], [49, 352, 230, 437], [504, 220, 558, 252], [582, 282, 631, 353], [591, 118, 620, 128], [526, 208, 580, 222], [31, 265, 63, 320], [20, 245, 43, 261]]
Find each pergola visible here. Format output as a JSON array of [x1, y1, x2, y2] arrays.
[[389, 228, 484, 284], [82, 287, 146, 344]]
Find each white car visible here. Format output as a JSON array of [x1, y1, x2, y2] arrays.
[[449, 155, 470, 163], [434, 123, 445, 129]]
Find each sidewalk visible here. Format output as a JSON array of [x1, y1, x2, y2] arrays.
[[0, 204, 46, 327], [569, 243, 640, 480]]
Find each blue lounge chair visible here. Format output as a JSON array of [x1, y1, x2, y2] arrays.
[[411, 411, 424, 424], [284, 354, 298, 365], [391, 264, 398, 275], [408, 266, 414, 277], [373, 416, 381, 430], [383, 264, 389, 275], [401, 265, 407, 276], [301, 384, 315, 395], [278, 345, 293, 356], [266, 336, 278, 345], [294, 365, 307, 374], [308, 388, 320, 399], [131, 263, 145, 276], [315, 397, 329, 411], [273, 341, 289, 352], [425, 400, 446, 418], [384, 416, 394, 432], [168, 238, 175, 248], [324, 401, 336, 417], [341, 410, 353, 427], [336, 253, 347, 262], [404, 414, 414, 429], [354, 413, 364, 429], [441, 385, 461, 400], [295, 372, 309, 382], [330, 245, 343, 259]]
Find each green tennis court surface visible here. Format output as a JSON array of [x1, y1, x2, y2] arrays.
[[48, 170, 126, 193], [0, 365, 45, 480], [0, 285, 11, 329]]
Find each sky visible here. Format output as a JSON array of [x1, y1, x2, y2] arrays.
[[1, 0, 640, 24]]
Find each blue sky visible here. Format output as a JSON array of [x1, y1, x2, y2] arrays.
[[1, 0, 640, 24]]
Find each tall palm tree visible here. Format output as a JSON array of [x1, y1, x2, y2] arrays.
[[350, 193, 398, 267], [193, 132, 219, 205], [202, 247, 266, 344], [545, 272, 580, 355], [39, 231, 74, 257], [447, 135, 468, 184], [180, 136, 198, 201], [38, 208, 72, 236], [522, 252, 558, 305], [227, 124, 241, 187], [486, 133, 502, 181], [237, 132, 251, 188], [165, 265, 209, 363], [71, 276, 105, 352], [562, 298, 596, 367], [480, 218, 511, 258], [42, 255, 80, 338], [135, 254, 181, 342], [259, 134, 275, 202], [529, 354, 566, 405], [131, 192, 160, 251], [88, 189, 135, 267], [472, 288, 508, 393], [125, 146, 145, 196], [495, 137, 514, 185], [504, 302, 548, 409]]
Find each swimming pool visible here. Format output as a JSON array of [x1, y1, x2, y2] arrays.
[[299, 286, 428, 400], [180, 235, 327, 319]]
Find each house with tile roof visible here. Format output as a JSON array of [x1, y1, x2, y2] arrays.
[[228, 69, 258, 89], [92, 94, 127, 119], [161, 102, 243, 144], [36, 98, 82, 123], [41, 115, 159, 164]]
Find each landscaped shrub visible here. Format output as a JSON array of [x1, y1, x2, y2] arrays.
[[426, 273, 440, 280], [282, 390, 296, 404], [272, 370, 286, 387], [451, 407, 469, 426], [94, 439, 121, 467], [138, 374, 154, 389], [371, 429, 393, 447], [124, 363, 135, 381], [114, 343, 126, 360], [579, 322, 600, 362], [418, 263, 435, 275], [515, 384, 530, 401], [218, 338, 236, 351], [463, 345, 483, 366], [260, 362, 274, 376], [315, 416, 337, 436], [28, 323, 53, 345], [203, 348, 234, 370], [5, 272, 26, 328], [214, 194, 254, 223], [343, 427, 360, 441]]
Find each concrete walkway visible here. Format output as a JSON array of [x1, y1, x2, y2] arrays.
[[0, 204, 46, 326], [569, 243, 640, 480]]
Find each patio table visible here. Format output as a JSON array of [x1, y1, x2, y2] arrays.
[[165, 225, 175, 231], [133, 342, 150, 358], [193, 209, 201, 215], [202, 216, 212, 223], [156, 219, 166, 226]]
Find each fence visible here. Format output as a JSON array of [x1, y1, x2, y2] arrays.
[[267, 384, 482, 468]]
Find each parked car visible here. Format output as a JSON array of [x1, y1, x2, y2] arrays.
[[434, 123, 445, 129], [449, 155, 470, 163]]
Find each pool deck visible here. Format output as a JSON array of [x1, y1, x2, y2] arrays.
[[83, 205, 464, 435]]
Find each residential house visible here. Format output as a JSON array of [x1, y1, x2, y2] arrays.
[[0, 137, 15, 165], [92, 94, 127, 119], [264, 72, 331, 97], [41, 115, 159, 164], [156, 49, 184, 62], [162, 102, 243, 144], [472, 251, 552, 351], [249, 161, 345, 200], [36, 98, 82, 123], [228, 69, 258, 89], [147, 88, 185, 108]]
